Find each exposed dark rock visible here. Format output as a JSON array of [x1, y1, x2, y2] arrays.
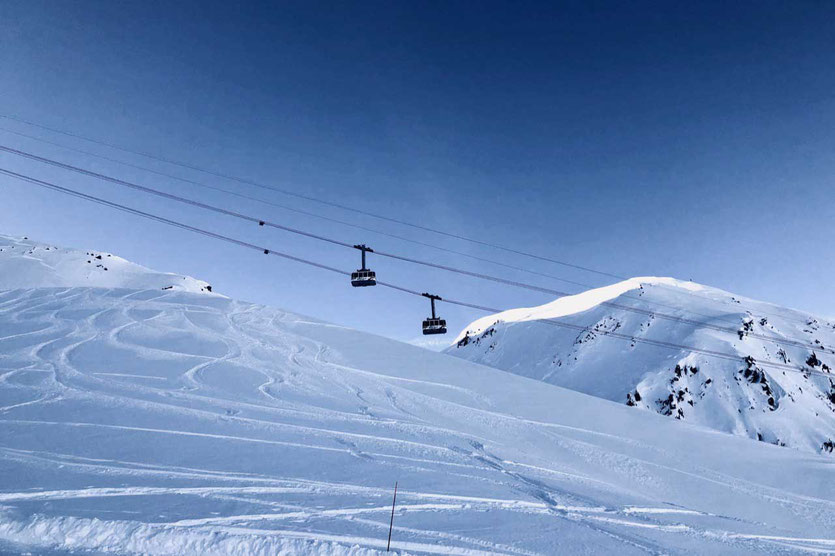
[[739, 356, 778, 411], [807, 352, 822, 368], [738, 319, 754, 340], [776, 348, 789, 363]]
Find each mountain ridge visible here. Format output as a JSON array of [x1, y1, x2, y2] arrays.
[[0, 233, 215, 294], [448, 276, 835, 454]]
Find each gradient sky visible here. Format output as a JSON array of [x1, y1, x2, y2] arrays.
[[1, 1, 834, 346]]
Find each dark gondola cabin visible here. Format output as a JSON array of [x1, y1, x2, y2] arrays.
[[351, 244, 376, 287], [422, 317, 447, 335], [351, 269, 376, 287], [420, 293, 446, 335]]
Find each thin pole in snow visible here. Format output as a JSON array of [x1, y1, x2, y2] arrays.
[[387, 481, 398, 552]]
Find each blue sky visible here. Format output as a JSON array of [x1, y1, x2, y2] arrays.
[[1, 1, 834, 345]]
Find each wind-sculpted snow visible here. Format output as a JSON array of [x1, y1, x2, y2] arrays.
[[450, 277, 835, 455], [1, 240, 835, 554]]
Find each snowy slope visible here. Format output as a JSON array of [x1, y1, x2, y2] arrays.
[[0, 234, 214, 294], [1, 239, 835, 555], [448, 277, 835, 455]]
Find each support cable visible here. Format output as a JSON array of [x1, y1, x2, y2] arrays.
[[0, 113, 623, 279], [0, 166, 828, 377], [1, 145, 828, 356], [0, 125, 807, 328]]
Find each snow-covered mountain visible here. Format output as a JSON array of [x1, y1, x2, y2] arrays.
[[448, 277, 835, 455], [2, 236, 835, 554], [0, 234, 214, 293]]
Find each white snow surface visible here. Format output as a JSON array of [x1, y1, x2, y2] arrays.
[[0, 234, 214, 294], [1, 235, 835, 555], [451, 277, 703, 337], [448, 277, 835, 455]]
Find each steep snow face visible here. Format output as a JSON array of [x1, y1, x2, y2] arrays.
[[448, 277, 835, 455], [0, 234, 214, 294], [2, 238, 835, 554]]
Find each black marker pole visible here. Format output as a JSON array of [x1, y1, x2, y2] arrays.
[[387, 481, 398, 552]]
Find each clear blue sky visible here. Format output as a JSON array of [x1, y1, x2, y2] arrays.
[[1, 1, 833, 346]]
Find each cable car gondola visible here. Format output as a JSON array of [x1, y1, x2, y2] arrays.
[[351, 244, 377, 287], [421, 293, 447, 335]]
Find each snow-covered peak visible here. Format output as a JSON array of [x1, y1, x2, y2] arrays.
[[448, 275, 835, 455], [0, 233, 215, 294], [453, 276, 705, 342]]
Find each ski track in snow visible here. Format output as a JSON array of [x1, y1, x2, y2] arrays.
[[0, 289, 830, 554], [1, 237, 835, 554]]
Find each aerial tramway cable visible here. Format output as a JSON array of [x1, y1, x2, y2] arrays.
[[0, 123, 607, 291], [0, 121, 812, 329], [0, 113, 623, 280], [0, 166, 829, 378], [1, 143, 830, 357]]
